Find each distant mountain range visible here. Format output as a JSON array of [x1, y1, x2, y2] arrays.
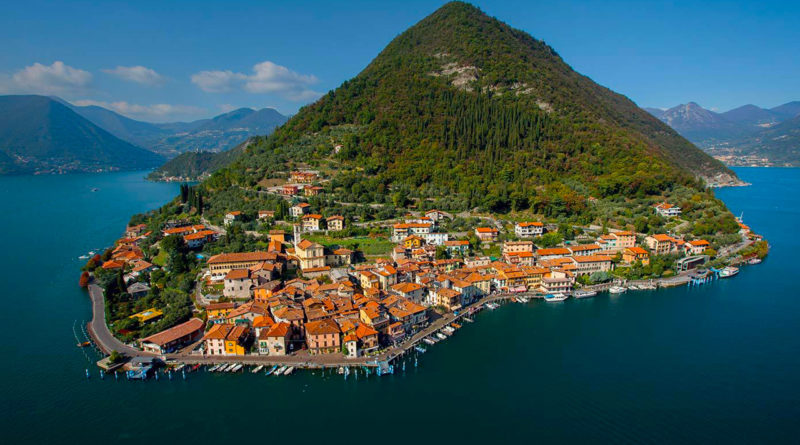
[[0, 95, 164, 174], [64, 100, 288, 158], [0, 94, 289, 175], [645, 101, 800, 166]]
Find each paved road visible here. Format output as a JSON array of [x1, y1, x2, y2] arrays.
[[87, 284, 154, 357]]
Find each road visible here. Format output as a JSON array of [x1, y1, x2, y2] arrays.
[[87, 284, 154, 357]]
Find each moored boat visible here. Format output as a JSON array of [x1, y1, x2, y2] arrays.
[[265, 365, 278, 376], [608, 286, 627, 294], [274, 366, 288, 376], [436, 332, 448, 340], [423, 338, 435, 346], [543, 293, 568, 302], [747, 257, 762, 265], [284, 366, 294, 375], [252, 365, 264, 373], [573, 290, 597, 299], [719, 266, 739, 278]]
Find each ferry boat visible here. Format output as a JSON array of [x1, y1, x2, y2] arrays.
[[543, 293, 568, 302], [608, 286, 627, 294], [719, 266, 739, 278], [573, 290, 597, 299], [252, 365, 264, 373]]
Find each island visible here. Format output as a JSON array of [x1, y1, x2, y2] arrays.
[[77, 2, 769, 378]]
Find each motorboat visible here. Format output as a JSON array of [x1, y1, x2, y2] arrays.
[[573, 290, 597, 299], [719, 266, 739, 278], [543, 293, 568, 302], [608, 286, 627, 294]]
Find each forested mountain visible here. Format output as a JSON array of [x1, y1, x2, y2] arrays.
[[203, 0, 737, 216], [67, 103, 287, 158], [0, 95, 164, 174], [651, 102, 746, 144], [147, 139, 252, 181], [647, 101, 800, 165]]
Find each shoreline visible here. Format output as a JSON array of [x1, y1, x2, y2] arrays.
[[85, 267, 750, 372]]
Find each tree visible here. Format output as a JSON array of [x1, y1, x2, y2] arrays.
[[108, 350, 124, 364]]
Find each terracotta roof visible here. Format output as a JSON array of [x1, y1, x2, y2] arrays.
[[651, 234, 674, 242], [207, 251, 271, 264], [517, 221, 543, 227], [305, 319, 341, 336], [571, 255, 613, 263], [536, 248, 571, 256], [224, 269, 250, 280], [207, 302, 236, 311], [141, 318, 204, 346], [626, 247, 648, 255], [476, 227, 498, 233], [264, 321, 291, 338], [391, 282, 424, 293]]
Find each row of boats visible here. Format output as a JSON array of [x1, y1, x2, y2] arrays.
[[207, 363, 295, 376]]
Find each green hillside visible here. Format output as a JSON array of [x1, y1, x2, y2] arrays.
[[0, 95, 164, 174], [200, 2, 738, 218]]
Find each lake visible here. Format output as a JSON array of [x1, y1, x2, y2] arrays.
[[0, 167, 798, 443]]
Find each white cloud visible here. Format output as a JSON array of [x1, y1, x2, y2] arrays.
[[219, 103, 238, 112], [191, 70, 246, 93], [73, 99, 205, 120], [3, 61, 92, 96], [191, 60, 321, 101], [102, 65, 164, 86]]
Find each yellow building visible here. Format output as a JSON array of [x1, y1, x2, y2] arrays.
[[203, 323, 250, 356]]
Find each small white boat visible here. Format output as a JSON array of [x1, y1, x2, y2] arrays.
[[747, 257, 762, 265], [543, 293, 568, 302], [608, 286, 627, 294], [233, 364, 244, 372], [463, 317, 474, 323], [209, 364, 220, 372], [436, 332, 448, 340], [719, 266, 739, 278], [284, 366, 295, 375], [628, 285, 640, 290], [423, 338, 435, 346], [573, 290, 597, 299], [274, 366, 287, 376], [337, 366, 344, 375], [252, 365, 264, 373]]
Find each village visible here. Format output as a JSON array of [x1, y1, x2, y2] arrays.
[[84, 173, 766, 373]]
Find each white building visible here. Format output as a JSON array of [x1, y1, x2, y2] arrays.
[[654, 202, 681, 218], [514, 221, 544, 238]]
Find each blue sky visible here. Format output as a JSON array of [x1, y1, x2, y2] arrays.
[[1, 0, 797, 122]]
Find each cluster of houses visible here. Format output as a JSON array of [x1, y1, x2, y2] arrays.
[[121, 205, 715, 359]]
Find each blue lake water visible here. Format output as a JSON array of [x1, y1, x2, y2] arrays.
[[0, 167, 798, 443]]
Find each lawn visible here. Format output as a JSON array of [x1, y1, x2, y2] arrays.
[[152, 249, 169, 267], [304, 234, 395, 256]]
